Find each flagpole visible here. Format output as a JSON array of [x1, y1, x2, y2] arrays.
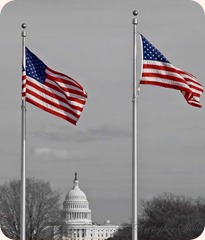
[[21, 23, 27, 240], [132, 11, 138, 240]]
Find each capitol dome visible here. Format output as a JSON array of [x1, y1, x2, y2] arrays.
[[65, 179, 87, 201], [62, 173, 92, 225], [61, 173, 119, 240]]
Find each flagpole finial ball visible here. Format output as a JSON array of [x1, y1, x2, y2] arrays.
[[133, 10, 138, 16], [21, 23, 27, 29]]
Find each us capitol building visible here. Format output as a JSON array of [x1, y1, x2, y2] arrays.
[[59, 173, 119, 240]]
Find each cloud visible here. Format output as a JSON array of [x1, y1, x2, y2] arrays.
[[33, 147, 76, 160], [33, 124, 131, 143], [87, 124, 131, 138]]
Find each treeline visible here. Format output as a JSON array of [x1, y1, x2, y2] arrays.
[[0, 179, 205, 240], [109, 193, 205, 240]]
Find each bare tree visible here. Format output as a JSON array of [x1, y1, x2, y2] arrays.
[[111, 193, 205, 240], [0, 178, 61, 240], [138, 193, 205, 240], [112, 223, 132, 240]]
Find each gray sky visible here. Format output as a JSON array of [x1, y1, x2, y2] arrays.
[[0, 0, 205, 225]]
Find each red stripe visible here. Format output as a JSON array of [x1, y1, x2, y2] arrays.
[[22, 51, 87, 124], [142, 69, 203, 94], [187, 84, 203, 93], [22, 74, 26, 96], [187, 101, 202, 108], [142, 72, 187, 85], [46, 72, 84, 91], [143, 63, 182, 75], [26, 88, 80, 119], [26, 86, 82, 118], [27, 80, 85, 112], [182, 78, 203, 92], [143, 64, 203, 90], [65, 96, 87, 104], [46, 67, 84, 90], [26, 98, 77, 125], [140, 80, 193, 93], [183, 76, 203, 88], [141, 36, 203, 108], [178, 69, 196, 79], [22, 83, 26, 91], [143, 64, 197, 85], [45, 77, 87, 99], [45, 81, 87, 104], [190, 92, 201, 98]]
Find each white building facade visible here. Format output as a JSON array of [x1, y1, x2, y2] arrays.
[[61, 173, 118, 240]]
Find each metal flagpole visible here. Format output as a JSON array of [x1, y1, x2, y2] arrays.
[[132, 11, 138, 240], [21, 23, 27, 240]]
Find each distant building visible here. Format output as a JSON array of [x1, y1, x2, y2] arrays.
[[60, 173, 119, 240]]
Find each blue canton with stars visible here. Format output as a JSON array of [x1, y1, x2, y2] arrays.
[[26, 48, 46, 84], [141, 35, 170, 63]]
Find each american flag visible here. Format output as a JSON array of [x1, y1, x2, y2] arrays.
[[139, 34, 203, 108], [22, 48, 87, 125]]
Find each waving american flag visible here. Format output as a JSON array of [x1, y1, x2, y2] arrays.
[[22, 48, 87, 125], [139, 34, 203, 108]]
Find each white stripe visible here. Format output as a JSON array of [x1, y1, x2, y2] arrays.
[[144, 60, 172, 68], [27, 84, 82, 116], [46, 73, 83, 93], [48, 79, 83, 92], [27, 77, 85, 110], [188, 88, 203, 95], [46, 69, 82, 88], [181, 75, 203, 88], [188, 99, 201, 105], [188, 100, 201, 106], [143, 62, 193, 83], [26, 93, 79, 122], [182, 91, 200, 102], [22, 79, 26, 85], [45, 78, 86, 100], [30, 82, 85, 110], [27, 86, 83, 117], [22, 71, 26, 85], [185, 80, 204, 93], [143, 68, 186, 81], [144, 60, 203, 93], [141, 76, 192, 90]]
